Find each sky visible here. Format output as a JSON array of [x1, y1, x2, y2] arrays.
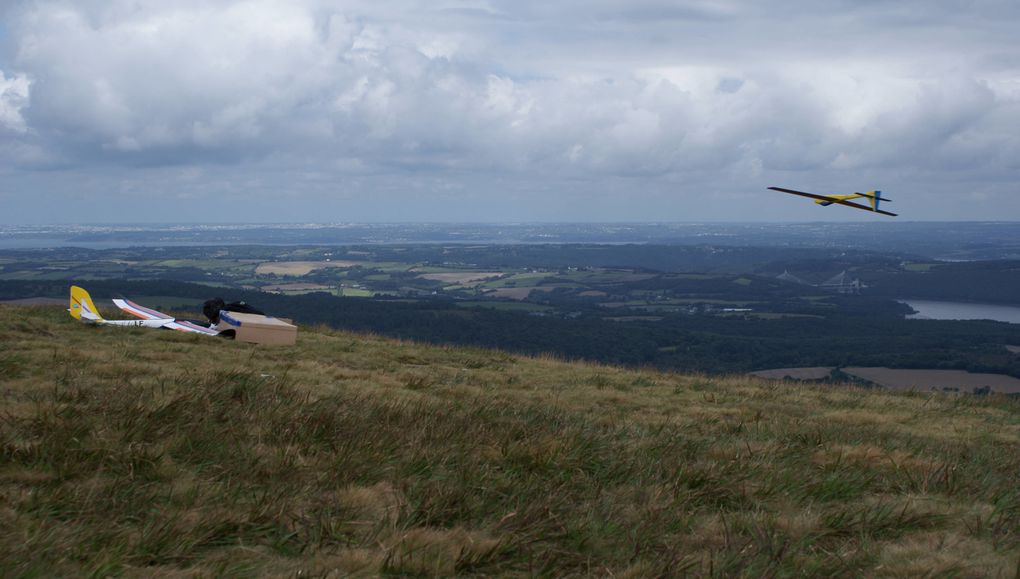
[[1, 0, 1019, 223]]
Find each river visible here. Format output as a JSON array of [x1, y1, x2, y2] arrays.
[[900, 300, 1020, 324]]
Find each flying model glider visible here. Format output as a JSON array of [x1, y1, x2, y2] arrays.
[[768, 187, 896, 216]]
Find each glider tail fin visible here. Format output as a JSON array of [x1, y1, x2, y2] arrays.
[[69, 285, 103, 322]]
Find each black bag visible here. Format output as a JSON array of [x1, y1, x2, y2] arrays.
[[203, 298, 265, 323]]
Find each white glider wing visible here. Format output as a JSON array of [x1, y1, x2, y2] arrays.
[[113, 297, 219, 335], [113, 298, 174, 321]]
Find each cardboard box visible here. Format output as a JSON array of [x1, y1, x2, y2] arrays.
[[216, 311, 297, 346]]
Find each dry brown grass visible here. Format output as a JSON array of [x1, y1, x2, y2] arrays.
[[1, 305, 1019, 576]]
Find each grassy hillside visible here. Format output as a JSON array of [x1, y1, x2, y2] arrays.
[[1, 305, 1018, 577]]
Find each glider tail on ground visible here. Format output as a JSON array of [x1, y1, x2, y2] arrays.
[[69, 285, 103, 322], [69, 286, 174, 329]]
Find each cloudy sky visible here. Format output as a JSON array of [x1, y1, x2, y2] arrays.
[[1, 0, 1018, 223]]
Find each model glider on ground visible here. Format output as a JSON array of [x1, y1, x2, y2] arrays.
[[69, 285, 221, 335], [68, 286, 299, 345], [768, 187, 897, 217]]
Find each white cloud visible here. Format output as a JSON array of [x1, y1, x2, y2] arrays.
[[0, 70, 30, 132], [0, 0, 1019, 221]]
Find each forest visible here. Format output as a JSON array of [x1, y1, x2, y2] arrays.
[[3, 277, 1018, 378]]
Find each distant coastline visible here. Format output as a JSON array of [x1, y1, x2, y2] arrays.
[[4, 222, 1020, 259]]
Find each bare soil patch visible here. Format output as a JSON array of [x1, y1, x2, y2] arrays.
[[485, 287, 554, 300], [418, 272, 503, 284], [842, 367, 1020, 394], [255, 260, 360, 276]]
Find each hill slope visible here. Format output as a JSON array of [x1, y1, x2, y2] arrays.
[[1, 305, 1018, 576]]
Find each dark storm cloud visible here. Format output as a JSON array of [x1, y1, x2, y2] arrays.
[[0, 0, 1018, 222]]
